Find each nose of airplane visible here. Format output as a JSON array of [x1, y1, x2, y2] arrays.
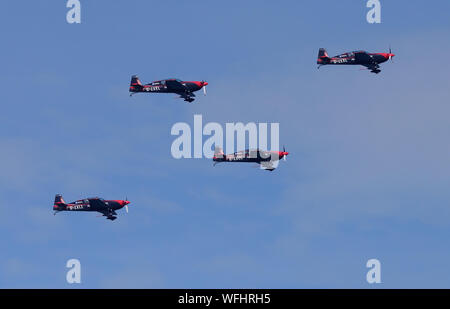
[[382, 53, 395, 60], [119, 200, 130, 207], [192, 81, 208, 89]]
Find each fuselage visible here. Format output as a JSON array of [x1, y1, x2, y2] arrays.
[[213, 149, 289, 163], [53, 198, 129, 212], [319, 51, 394, 66], [130, 79, 207, 94]]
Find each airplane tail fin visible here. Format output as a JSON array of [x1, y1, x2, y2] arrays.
[[317, 48, 330, 64], [53, 194, 66, 210], [130, 75, 143, 92], [213, 146, 224, 159]]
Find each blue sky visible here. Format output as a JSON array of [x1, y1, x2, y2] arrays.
[[1, 0, 450, 288]]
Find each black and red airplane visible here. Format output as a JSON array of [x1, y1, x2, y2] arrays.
[[317, 48, 395, 74], [129, 75, 208, 103], [53, 194, 130, 221], [213, 147, 289, 171]]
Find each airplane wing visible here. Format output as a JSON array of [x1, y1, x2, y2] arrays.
[[179, 92, 196, 98], [362, 62, 380, 69], [165, 79, 188, 93], [363, 63, 381, 73], [98, 209, 117, 215], [98, 209, 117, 220], [260, 161, 276, 171], [356, 52, 380, 72], [87, 198, 118, 220]]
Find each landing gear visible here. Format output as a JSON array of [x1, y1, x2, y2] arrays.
[[181, 91, 196, 103]]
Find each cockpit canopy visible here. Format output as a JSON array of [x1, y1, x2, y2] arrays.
[[337, 52, 354, 58], [337, 51, 367, 58], [150, 78, 182, 86]]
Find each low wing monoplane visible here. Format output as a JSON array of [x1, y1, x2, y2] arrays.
[[317, 48, 395, 74], [53, 194, 130, 221], [129, 75, 208, 102]]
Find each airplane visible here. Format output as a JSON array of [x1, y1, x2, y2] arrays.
[[129, 75, 208, 103], [317, 48, 395, 74], [212, 146, 289, 171], [53, 194, 130, 221]]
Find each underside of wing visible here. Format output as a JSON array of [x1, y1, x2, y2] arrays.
[[178, 92, 196, 98], [260, 161, 276, 171], [362, 62, 380, 69], [363, 63, 381, 73], [357, 52, 380, 73], [98, 209, 117, 220]]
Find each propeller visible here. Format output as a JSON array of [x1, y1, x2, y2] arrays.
[[125, 196, 129, 213], [283, 146, 287, 161], [389, 46, 394, 62], [202, 80, 207, 96]]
